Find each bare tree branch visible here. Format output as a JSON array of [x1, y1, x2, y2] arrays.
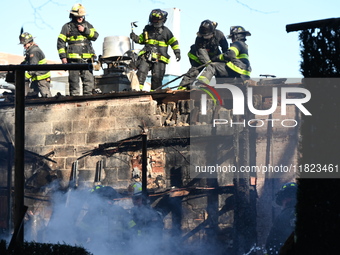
[[235, 0, 278, 14], [25, 0, 65, 30]]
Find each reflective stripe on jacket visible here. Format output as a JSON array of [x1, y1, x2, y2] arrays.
[[24, 44, 51, 81], [57, 20, 98, 60], [188, 50, 203, 66], [187, 30, 228, 68], [136, 25, 180, 64], [219, 40, 251, 76]]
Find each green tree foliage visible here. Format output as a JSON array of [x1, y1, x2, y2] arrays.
[[0, 240, 93, 255], [299, 25, 340, 77], [296, 21, 340, 254]]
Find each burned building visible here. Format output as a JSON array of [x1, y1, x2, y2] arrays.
[[0, 36, 301, 255]]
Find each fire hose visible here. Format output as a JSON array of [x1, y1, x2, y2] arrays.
[[154, 61, 213, 91]]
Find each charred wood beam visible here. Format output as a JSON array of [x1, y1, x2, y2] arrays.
[[0, 90, 184, 108], [79, 136, 191, 159], [180, 217, 211, 243], [24, 195, 50, 202], [25, 150, 57, 163], [14, 70, 25, 247], [8, 205, 28, 253], [0, 127, 13, 146], [0, 146, 55, 163], [178, 189, 234, 243], [286, 17, 340, 32], [79, 134, 235, 160]]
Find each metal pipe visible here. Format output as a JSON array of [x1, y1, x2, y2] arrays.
[[0, 63, 92, 72], [286, 17, 340, 33], [6, 143, 12, 236], [71, 160, 79, 189], [8, 63, 91, 246], [95, 160, 103, 183], [1, 126, 13, 236]]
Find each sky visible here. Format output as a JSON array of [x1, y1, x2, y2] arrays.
[[1, 0, 340, 79]]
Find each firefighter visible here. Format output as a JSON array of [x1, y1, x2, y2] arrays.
[[128, 182, 164, 254], [197, 25, 251, 85], [57, 3, 99, 96], [265, 182, 297, 255], [178, 20, 229, 90], [19, 32, 52, 98], [77, 185, 132, 254], [130, 9, 181, 91]]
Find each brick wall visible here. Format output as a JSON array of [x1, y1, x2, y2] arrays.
[[0, 92, 300, 251]]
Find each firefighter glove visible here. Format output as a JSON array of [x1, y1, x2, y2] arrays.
[[211, 54, 222, 62], [175, 52, 181, 62], [130, 32, 139, 43]]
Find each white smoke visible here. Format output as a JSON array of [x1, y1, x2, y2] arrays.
[[23, 187, 167, 255]]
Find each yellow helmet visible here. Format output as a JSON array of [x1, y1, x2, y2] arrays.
[[70, 3, 86, 17]]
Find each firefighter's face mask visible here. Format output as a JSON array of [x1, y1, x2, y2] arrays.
[[203, 34, 214, 40], [151, 18, 163, 28], [197, 32, 214, 40]]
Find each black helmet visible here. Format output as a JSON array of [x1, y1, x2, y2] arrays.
[[227, 26, 251, 40], [19, 32, 34, 45], [275, 182, 297, 206], [198, 20, 217, 37], [90, 185, 120, 200], [149, 9, 168, 27]]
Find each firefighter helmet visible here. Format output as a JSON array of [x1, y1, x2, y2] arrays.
[[275, 182, 297, 206], [227, 26, 251, 40], [197, 20, 217, 37], [149, 9, 168, 27], [90, 185, 120, 200], [19, 32, 34, 45], [70, 3, 86, 17]]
